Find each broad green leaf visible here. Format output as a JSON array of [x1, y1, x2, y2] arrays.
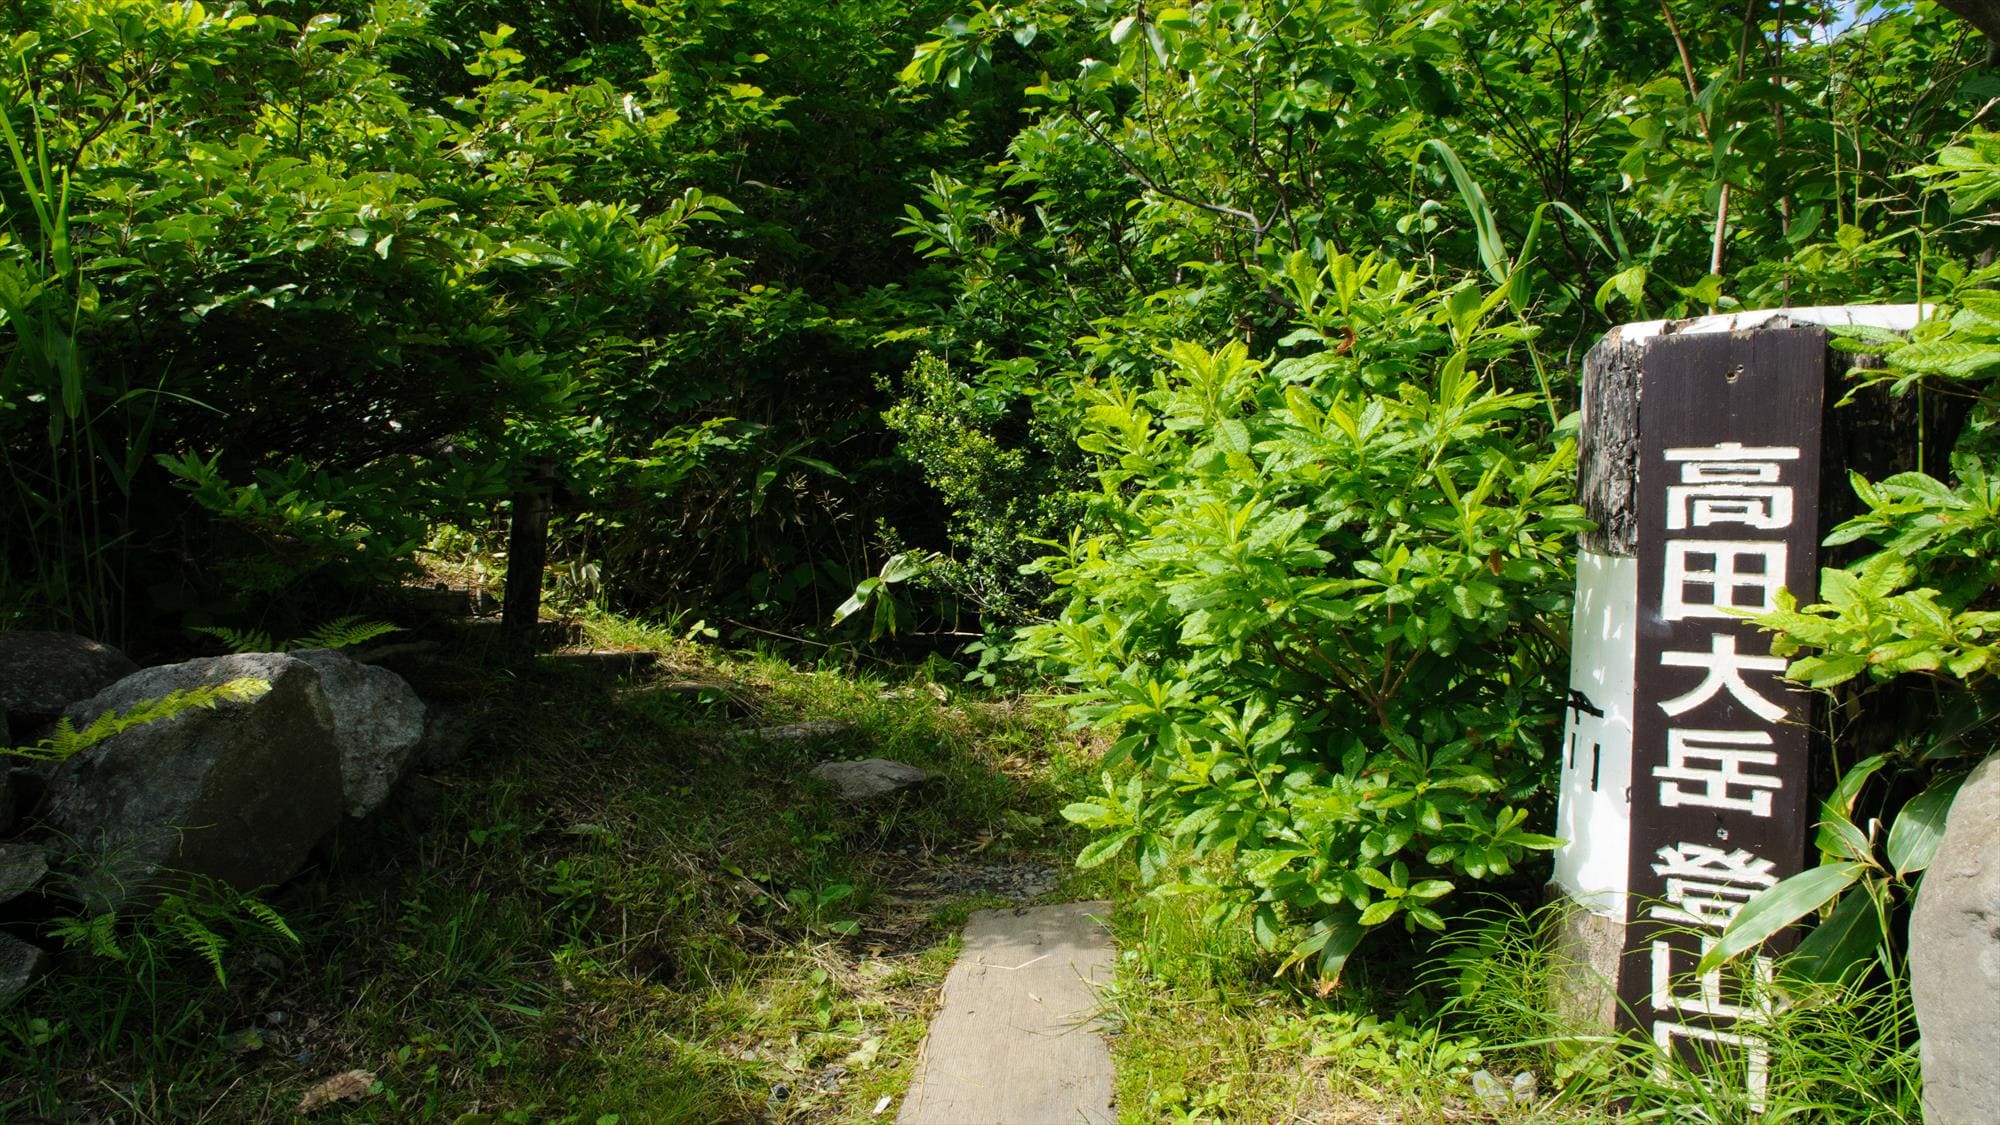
[[1059, 800, 1108, 824], [1594, 265, 1649, 317], [1077, 830, 1136, 869], [1821, 816, 1874, 865], [1886, 777, 1964, 876], [1316, 918, 1365, 981], [1357, 900, 1399, 926], [1780, 886, 1883, 986], [830, 578, 881, 627], [879, 550, 929, 584], [1252, 904, 1280, 950], [1699, 862, 1867, 975]]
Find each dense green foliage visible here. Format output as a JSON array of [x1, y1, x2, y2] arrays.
[[888, 0, 1996, 614], [3, 0, 1999, 1092], [0, 0, 998, 642], [886, 0, 1994, 966], [1028, 264, 1583, 973], [1709, 134, 2000, 986]]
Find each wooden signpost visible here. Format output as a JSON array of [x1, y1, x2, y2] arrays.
[[1550, 306, 1936, 1105]]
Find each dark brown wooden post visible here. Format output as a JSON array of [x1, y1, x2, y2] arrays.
[[501, 465, 555, 668], [1549, 306, 1959, 1105]]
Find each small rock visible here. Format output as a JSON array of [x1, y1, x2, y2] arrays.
[[0, 932, 47, 1006], [750, 720, 855, 745], [807, 758, 935, 801], [1470, 1068, 1537, 1110], [0, 844, 48, 905], [0, 632, 138, 727]]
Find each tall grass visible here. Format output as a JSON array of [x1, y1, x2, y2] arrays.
[[0, 96, 163, 637], [1430, 900, 1923, 1122]]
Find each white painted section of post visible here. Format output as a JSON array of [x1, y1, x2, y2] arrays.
[[1610, 304, 1927, 344], [1552, 550, 1639, 915]]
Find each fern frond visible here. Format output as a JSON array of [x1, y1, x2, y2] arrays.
[[191, 624, 275, 653], [2, 678, 270, 763], [88, 912, 126, 961], [5, 718, 81, 761], [290, 616, 402, 651], [49, 912, 126, 962], [241, 899, 300, 945], [162, 898, 230, 984], [193, 616, 400, 654]]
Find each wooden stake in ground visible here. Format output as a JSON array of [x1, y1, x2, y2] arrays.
[[502, 466, 554, 669]]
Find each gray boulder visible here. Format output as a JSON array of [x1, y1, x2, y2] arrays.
[[0, 844, 47, 906], [0, 933, 45, 1007], [1911, 751, 2000, 1124], [0, 631, 137, 726], [290, 649, 426, 818], [44, 653, 343, 913], [808, 758, 935, 801]]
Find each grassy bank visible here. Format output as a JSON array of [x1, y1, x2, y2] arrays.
[[0, 615, 1924, 1122], [1, 622, 1099, 1122], [1098, 886, 1921, 1123]]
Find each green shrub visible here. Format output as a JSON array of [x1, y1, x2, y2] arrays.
[[1019, 254, 1584, 977]]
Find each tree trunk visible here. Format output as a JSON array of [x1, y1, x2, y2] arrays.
[[502, 468, 554, 669]]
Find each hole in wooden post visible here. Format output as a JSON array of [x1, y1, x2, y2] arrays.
[[1724, 364, 1743, 383]]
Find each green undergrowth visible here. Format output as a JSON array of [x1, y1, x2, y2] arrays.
[[0, 617, 1098, 1122], [1102, 874, 1493, 1124], [1101, 882, 1921, 1123], [0, 613, 1921, 1122]]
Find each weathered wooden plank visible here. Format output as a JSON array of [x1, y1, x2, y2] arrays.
[[898, 901, 1115, 1125]]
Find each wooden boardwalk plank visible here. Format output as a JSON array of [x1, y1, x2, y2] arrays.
[[898, 901, 1116, 1125]]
